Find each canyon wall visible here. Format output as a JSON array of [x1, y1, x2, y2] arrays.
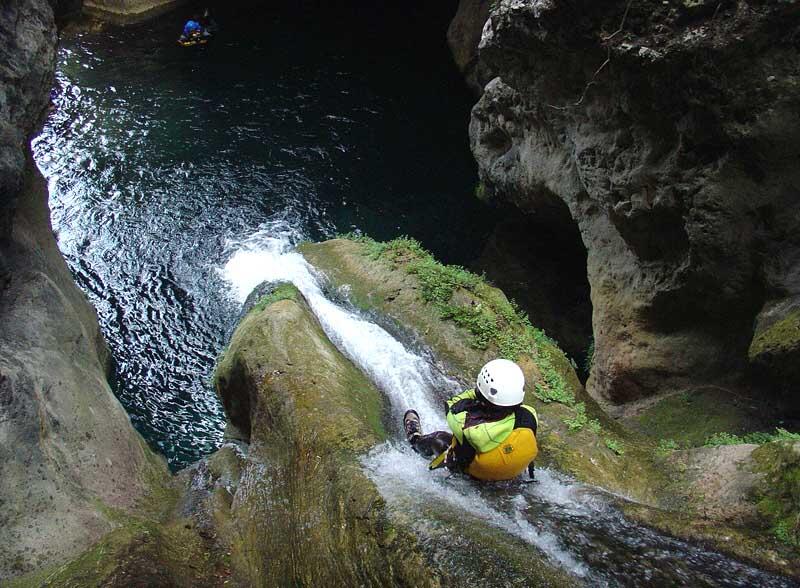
[[459, 0, 800, 413], [0, 0, 172, 579], [82, 0, 184, 22]]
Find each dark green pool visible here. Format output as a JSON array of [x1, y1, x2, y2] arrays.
[[35, 2, 492, 469]]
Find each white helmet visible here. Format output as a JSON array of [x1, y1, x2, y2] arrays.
[[476, 359, 525, 407]]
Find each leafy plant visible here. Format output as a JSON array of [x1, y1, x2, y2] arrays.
[[564, 403, 588, 432], [704, 428, 800, 447], [604, 438, 625, 456], [656, 438, 679, 457], [563, 402, 601, 434]]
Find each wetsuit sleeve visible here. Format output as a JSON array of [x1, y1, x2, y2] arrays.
[[513, 405, 538, 435]]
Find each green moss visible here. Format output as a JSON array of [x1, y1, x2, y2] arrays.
[[751, 441, 800, 550], [215, 292, 387, 450], [705, 428, 800, 447], [6, 514, 224, 588], [604, 438, 625, 456], [563, 402, 600, 433], [749, 309, 800, 358], [656, 438, 679, 457], [251, 283, 299, 313], [333, 235, 577, 408], [631, 388, 768, 447]]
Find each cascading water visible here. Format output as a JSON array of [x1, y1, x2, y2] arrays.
[[34, 5, 489, 468], [221, 230, 797, 588], [34, 5, 798, 586]]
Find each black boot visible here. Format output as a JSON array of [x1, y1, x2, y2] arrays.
[[403, 409, 421, 443]]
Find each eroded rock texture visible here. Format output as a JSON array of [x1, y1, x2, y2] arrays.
[[467, 0, 800, 413], [82, 0, 183, 21], [0, 0, 171, 579], [447, 0, 492, 92]]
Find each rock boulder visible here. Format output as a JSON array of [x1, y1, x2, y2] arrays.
[[467, 0, 800, 413]]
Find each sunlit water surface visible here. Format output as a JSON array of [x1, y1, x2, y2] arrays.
[[35, 6, 798, 586], [35, 5, 489, 467]]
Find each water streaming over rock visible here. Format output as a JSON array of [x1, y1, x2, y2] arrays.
[[33, 5, 488, 467], [33, 6, 799, 586], [221, 230, 797, 588]]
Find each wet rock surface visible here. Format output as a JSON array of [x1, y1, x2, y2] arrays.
[[467, 0, 800, 413], [0, 1, 176, 580], [210, 285, 574, 586], [81, 0, 184, 22], [302, 237, 800, 579]]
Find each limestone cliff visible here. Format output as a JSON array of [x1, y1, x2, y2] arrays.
[[463, 0, 800, 413], [81, 0, 184, 22], [0, 0, 172, 580], [447, 0, 491, 92]]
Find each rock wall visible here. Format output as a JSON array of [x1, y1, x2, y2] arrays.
[[447, 0, 491, 92], [0, 0, 172, 580], [464, 0, 800, 413], [82, 0, 185, 22]]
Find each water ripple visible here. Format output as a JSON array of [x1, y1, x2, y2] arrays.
[[34, 9, 487, 468]]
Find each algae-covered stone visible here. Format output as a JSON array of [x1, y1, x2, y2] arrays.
[[213, 285, 437, 587], [629, 388, 774, 448], [749, 309, 800, 403], [300, 238, 670, 506], [752, 441, 800, 550]]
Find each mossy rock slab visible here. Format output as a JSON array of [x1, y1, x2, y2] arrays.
[[212, 287, 436, 586], [749, 309, 800, 404], [628, 387, 774, 448], [300, 238, 670, 506], [212, 280, 574, 586], [214, 283, 386, 451]]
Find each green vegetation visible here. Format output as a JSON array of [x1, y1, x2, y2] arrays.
[[563, 402, 601, 434], [604, 438, 625, 456], [339, 235, 576, 408], [252, 283, 298, 312], [656, 438, 679, 457], [751, 441, 800, 549], [705, 428, 800, 447]]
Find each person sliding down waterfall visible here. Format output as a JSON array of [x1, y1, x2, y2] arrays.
[[404, 359, 538, 481]]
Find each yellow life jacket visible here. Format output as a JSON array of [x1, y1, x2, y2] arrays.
[[466, 428, 538, 481], [445, 389, 538, 481]]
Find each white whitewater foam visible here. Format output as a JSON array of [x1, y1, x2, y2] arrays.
[[362, 444, 587, 576], [222, 228, 448, 428]]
